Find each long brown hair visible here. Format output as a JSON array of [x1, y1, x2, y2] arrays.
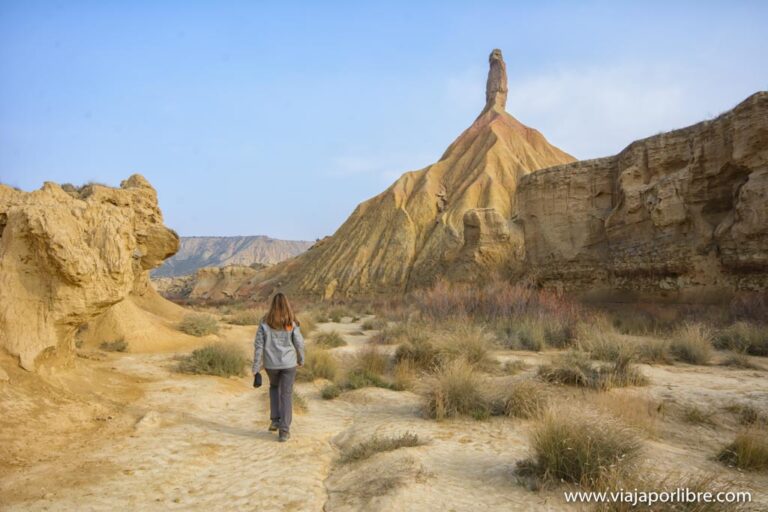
[[265, 292, 296, 330]]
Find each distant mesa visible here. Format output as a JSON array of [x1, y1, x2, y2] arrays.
[[152, 236, 313, 278]]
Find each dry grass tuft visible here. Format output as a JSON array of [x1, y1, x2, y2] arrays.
[[177, 343, 245, 377], [491, 379, 548, 419], [421, 359, 490, 420], [227, 309, 264, 326], [338, 432, 426, 464], [714, 322, 768, 357], [681, 405, 716, 426], [361, 317, 388, 331], [538, 351, 648, 390], [297, 349, 338, 382], [717, 430, 768, 471], [321, 383, 341, 400], [517, 410, 643, 489], [314, 330, 347, 348], [179, 313, 219, 336], [669, 323, 713, 364]]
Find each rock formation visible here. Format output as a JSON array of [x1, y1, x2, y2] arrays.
[[244, 49, 575, 299], [0, 176, 181, 370], [517, 91, 768, 302], [152, 235, 313, 278]]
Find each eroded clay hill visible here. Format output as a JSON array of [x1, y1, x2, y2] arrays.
[[518, 91, 768, 302], [244, 49, 575, 299], [0, 175, 184, 370]]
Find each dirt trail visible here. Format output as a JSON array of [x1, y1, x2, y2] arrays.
[[2, 319, 767, 511]]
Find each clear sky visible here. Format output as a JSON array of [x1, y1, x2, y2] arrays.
[[2, 1, 766, 240]]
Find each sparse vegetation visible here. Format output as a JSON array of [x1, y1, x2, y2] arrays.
[[490, 379, 547, 419], [721, 351, 763, 370], [338, 432, 426, 464], [538, 351, 648, 390], [179, 313, 220, 337], [517, 410, 643, 488], [177, 343, 245, 377], [227, 309, 263, 325], [321, 383, 341, 400], [297, 349, 338, 382], [99, 339, 128, 352], [714, 322, 768, 357], [669, 323, 713, 364], [361, 317, 388, 331], [314, 330, 346, 348], [717, 431, 768, 471], [681, 405, 716, 426], [421, 359, 490, 420]]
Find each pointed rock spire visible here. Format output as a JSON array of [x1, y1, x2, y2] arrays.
[[484, 48, 508, 112]]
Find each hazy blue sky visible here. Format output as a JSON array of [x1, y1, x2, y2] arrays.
[[2, 1, 767, 240]]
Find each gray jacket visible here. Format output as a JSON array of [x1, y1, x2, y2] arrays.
[[252, 321, 305, 373]]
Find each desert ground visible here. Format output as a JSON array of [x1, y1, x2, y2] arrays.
[[2, 293, 767, 511]]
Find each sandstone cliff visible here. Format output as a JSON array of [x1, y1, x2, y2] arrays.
[[0, 176, 183, 370], [517, 91, 768, 302], [153, 236, 313, 278], [244, 49, 574, 299]]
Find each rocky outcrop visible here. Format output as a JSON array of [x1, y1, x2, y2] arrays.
[[152, 236, 313, 278], [0, 176, 180, 369], [243, 49, 574, 299], [517, 91, 768, 302]]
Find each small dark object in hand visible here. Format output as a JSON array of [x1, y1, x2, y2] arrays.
[[253, 373, 262, 388]]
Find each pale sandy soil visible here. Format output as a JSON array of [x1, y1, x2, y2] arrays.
[[1, 319, 767, 511]]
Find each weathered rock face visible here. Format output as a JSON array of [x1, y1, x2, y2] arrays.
[[0, 175, 179, 369], [247, 49, 574, 299], [517, 92, 768, 302]]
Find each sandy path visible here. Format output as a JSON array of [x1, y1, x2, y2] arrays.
[[2, 320, 768, 511]]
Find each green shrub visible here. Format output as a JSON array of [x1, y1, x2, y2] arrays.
[[99, 339, 128, 352], [717, 431, 768, 471], [314, 330, 346, 348], [297, 349, 338, 382], [345, 368, 393, 390], [669, 323, 713, 364], [177, 343, 245, 377], [179, 313, 220, 336], [339, 432, 425, 464], [518, 411, 642, 488], [321, 383, 341, 400]]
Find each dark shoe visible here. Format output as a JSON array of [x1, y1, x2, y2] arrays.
[[278, 431, 291, 442], [269, 421, 279, 432]]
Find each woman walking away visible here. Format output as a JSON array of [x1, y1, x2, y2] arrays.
[[252, 293, 305, 442]]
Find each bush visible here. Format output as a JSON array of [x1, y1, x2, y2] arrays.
[[497, 318, 545, 351], [491, 379, 547, 419], [297, 349, 338, 382], [227, 310, 263, 326], [421, 359, 490, 420], [321, 383, 341, 400], [314, 330, 346, 348], [721, 351, 763, 370], [177, 343, 245, 377], [100, 339, 128, 352], [714, 322, 768, 357], [371, 323, 411, 344], [518, 411, 643, 488], [339, 432, 426, 464], [394, 336, 441, 371], [361, 317, 388, 331], [717, 431, 768, 471], [179, 313, 220, 337], [576, 320, 632, 362], [669, 324, 713, 364], [538, 351, 647, 390], [635, 338, 672, 364], [437, 324, 495, 369]]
